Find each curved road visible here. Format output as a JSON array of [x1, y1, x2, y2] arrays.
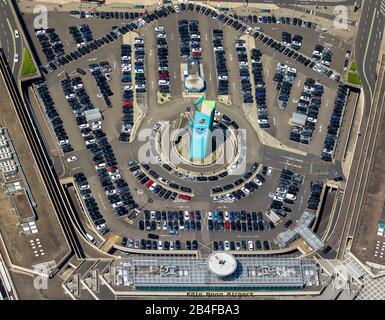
[[355, 0, 385, 108], [0, 0, 23, 78]]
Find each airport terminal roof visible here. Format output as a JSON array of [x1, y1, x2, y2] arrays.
[[114, 255, 320, 289]]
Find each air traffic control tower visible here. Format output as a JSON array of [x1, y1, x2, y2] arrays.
[[189, 95, 217, 161]]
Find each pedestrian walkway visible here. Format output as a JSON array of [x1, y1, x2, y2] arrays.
[[341, 252, 385, 300]]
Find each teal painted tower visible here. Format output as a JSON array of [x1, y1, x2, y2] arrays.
[[189, 95, 217, 160]]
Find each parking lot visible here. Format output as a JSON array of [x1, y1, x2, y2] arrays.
[[23, 2, 351, 254]]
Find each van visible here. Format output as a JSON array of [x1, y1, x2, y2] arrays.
[[86, 233, 96, 244], [286, 193, 297, 201]]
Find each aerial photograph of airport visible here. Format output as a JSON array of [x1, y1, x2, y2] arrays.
[[0, 0, 384, 304]]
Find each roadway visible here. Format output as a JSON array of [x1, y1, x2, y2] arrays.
[[355, 0, 385, 107], [0, 0, 23, 77]]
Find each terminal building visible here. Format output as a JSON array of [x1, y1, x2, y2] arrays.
[[111, 254, 322, 293]]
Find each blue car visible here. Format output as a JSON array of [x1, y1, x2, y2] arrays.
[[214, 211, 219, 221], [229, 211, 235, 221]]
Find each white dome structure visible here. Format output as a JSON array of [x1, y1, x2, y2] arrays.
[[207, 253, 237, 277]]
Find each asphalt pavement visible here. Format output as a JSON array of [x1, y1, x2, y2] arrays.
[[0, 0, 23, 77], [355, 0, 385, 107]]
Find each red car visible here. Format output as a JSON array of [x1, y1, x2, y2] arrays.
[[159, 73, 169, 79], [225, 222, 230, 230], [192, 51, 202, 57], [178, 194, 191, 201], [122, 101, 133, 107], [106, 165, 118, 172], [145, 180, 154, 188]]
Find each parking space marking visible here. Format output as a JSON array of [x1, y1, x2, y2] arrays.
[[98, 193, 107, 210]]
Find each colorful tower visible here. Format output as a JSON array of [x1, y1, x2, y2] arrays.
[[189, 95, 217, 160]]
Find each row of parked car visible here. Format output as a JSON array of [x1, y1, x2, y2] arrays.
[[89, 62, 113, 107], [139, 210, 202, 234], [155, 27, 170, 93], [73, 172, 109, 235], [313, 44, 332, 67], [208, 210, 275, 233], [70, 10, 141, 20], [235, 39, 253, 104], [290, 78, 324, 144], [270, 169, 303, 218], [178, 19, 202, 60], [273, 63, 297, 110], [128, 160, 193, 202], [251, 48, 269, 128], [119, 44, 133, 143], [60, 76, 139, 216], [123, 238, 198, 251], [321, 85, 348, 161], [281, 32, 303, 51], [211, 163, 268, 201], [235, 14, 317, 30], [252, 31, 339, 81], [213, 240, 271, 251], [35, 27, 65, 63], [35, 80, 73, 153], [39, 23, 122, 73], [56, 2, 338, 84], [69, 24, 93, 47], [212, 29, 229, 95], [134, 36, 146, 93], [307, 180, 324, 211]]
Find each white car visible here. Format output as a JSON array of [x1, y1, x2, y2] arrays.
[[155, 26, 165, 33], [184, 211, 190, 221], [158, 241, 163, 250], [226, 193, 235, 202], [224, 241, 230, 251], [14, 53, 19, 63], [85, 139, 96, 145], [248, 241, 254, 251], [253, 178, 263, 186], [66, 156, 79, 163], [266, 167, 272, 176], [79, 123, 89, 129], [149, 183, 158, 191], [224, 211, 229, 221], [241, 187, 250, 195], [59, 139, 69, 146], [158, 79, 169, 86], [95, 163, 106, 170], [112, 201, 123, 208], [174, 5, 180, 12], [286, 193, 297, 201], [79, 184, 90, 190], [81, 132, 90, 138], [92, 124, 101, 130], [14, 30, 19, 38], [208, 211, 213, 220], [105, 189, 117, 196], [158, 177, 169, 185], [96, 223, 107, 231], [169, 240, 174, 250], [111, 174, 122, 181]]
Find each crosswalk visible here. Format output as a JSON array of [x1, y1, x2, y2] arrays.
[[381, 0, 385, 17]]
